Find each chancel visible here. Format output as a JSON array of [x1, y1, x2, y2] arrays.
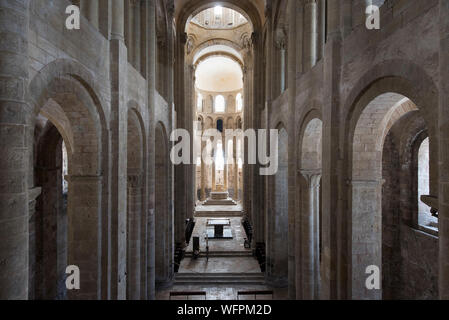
[[1, 0, 449, 302]]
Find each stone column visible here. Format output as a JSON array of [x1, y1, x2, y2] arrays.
[[233, 136, 238, 200], [317, 0, 326, 60], [439, 0, 449, 300], [321, 0, 342, 300], [287, 0, 298, 300], [146, 0, 157, 300], [304, 0, 318, 70], [212, 147, 216, 192], [223, 133, 228, 191], [111, 0, 125, 40], [66, 176, 102, 299], [0, 0, 30, 300], [299, 170, 321, 300], [200, 140, 206, 201], [275, 32, 287, 93], [126, 175, 142, 300], [131, 0, 141, 71], [110, 0, 127, 300], [81, 0, 99, 30]]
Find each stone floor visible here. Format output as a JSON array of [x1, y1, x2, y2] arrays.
[[179, 257, 260, 273], [186, 217, 250, 253], [154, 215, 290, 301]]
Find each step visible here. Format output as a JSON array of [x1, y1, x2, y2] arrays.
[[184, 251, 252, 257], [203, 199, 237, 206], [174, 272, 265, 285], [195, 211, 243, 217]]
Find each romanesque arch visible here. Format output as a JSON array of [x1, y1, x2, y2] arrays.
[[344, 63, 439, 299], [28, 59, 107, 299]]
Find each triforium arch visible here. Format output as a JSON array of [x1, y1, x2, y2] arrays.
[[344, 62, 439, 300], [28, 59, 108, 300]]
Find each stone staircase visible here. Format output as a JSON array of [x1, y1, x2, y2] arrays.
[[174, 272, 265, 285], [202, 191, 238, 206]]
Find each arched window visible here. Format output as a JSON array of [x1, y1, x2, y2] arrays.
[[236, 93, 243, 112], [418, 137, 437, 231], [215, 140, 224, 171], [215, 95, 225, 113], [217, 119, 223, 133], [197, 93, 203, 111]]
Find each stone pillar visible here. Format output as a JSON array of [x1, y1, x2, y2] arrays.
[[126, 175, 142, 300], [299, 170, 321, 300], [275, 33, 287, 93], [321, 0, 342, 300], [287, 0, 298, 300], [200, 140, 206, 201], [146, 0, 157, 300], [110, 0, 127, 299], [212, 148, 216, 192], [350, 180, 382, 300], [131, 0, 141, 71], [111, 0, 125, 40], [0, 0, 30, 300], [317, 0, 326, 60], [223, 133, 228, 191], [439, 0, 449, 300], [66, 176, 102, 299], [81, 0, 99, 30], [304, 0, 318, 70], [233, 136, 238, 200]]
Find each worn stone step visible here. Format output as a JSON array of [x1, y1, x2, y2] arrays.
[[174, 272, 266, 285]]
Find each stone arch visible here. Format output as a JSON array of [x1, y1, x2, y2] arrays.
[[31, 121, 67, 300], [28, 59, 108, 299], [155, 122, 172, 287], [194, 48, 244, 69], [344, 64, 438, 299], [380, 109, 437, 299], [179, 0, 263, 34]]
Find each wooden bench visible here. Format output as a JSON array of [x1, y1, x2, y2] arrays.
[[169, 291, 207, 300], [237, 290, 274, 300]]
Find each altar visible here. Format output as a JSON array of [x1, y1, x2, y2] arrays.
[[206, 218, 233, 239]]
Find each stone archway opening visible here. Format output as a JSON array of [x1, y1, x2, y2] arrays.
[[31, 116, 68, 300], [350, 92, 437, 299]]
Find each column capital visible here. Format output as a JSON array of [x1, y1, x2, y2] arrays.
[[299, 169, 322, 188]]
